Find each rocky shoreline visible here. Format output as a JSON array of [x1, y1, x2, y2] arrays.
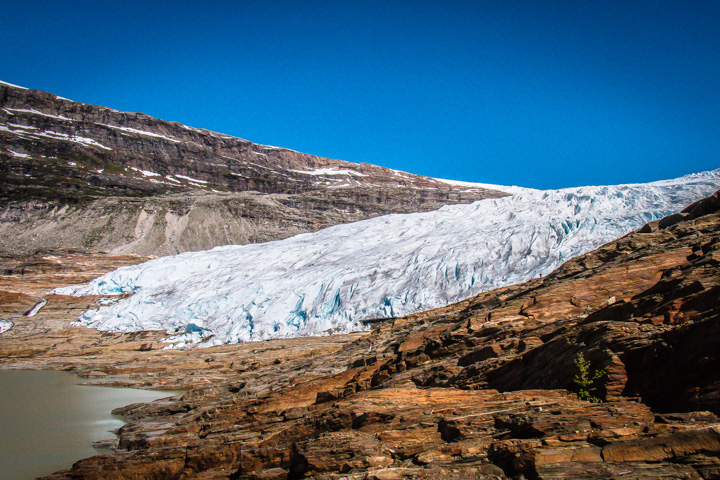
[[0, 191, 718, 479]]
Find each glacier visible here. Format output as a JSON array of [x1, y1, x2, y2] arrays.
[[54, 169, 720, 347]]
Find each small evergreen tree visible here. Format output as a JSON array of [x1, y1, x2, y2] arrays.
[[573, 352, 606, 403]]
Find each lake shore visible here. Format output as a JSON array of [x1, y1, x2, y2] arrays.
[[0, 370, 182, 480], [0, 253, 367, 479]]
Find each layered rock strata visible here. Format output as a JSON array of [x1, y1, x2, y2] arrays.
[[0, 82, 504, 257]]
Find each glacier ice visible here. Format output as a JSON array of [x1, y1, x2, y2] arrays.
[[54, 169, 720, 347]]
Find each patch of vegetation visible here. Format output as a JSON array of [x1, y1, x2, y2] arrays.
[[573, 351, 607, 403], [104, 161, 126, 174], [0, 146, 173, 205]]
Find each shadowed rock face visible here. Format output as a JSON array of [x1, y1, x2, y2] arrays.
[[0, 82, 505, 257], [0, 192, 718, 478]]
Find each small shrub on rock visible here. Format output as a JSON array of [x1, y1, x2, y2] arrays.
[[573, 351, 606, 403]]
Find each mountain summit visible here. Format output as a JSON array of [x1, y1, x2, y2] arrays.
[[0, 80, 504, 257]]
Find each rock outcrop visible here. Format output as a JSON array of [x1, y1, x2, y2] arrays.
[[1, 189, 719, 478], [0, 81, 505, 257]]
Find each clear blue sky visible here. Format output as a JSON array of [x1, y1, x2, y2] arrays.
[[2, 1, 719, 189]]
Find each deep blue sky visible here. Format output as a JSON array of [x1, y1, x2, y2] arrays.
[[2, 1, 719, 189]]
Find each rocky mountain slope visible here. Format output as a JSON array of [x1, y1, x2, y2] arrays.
[[55, 170, 720, 346], [0, 80, 505, 257], [0, 189, 717, 478]]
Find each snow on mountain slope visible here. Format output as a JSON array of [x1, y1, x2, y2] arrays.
[[55, 170, 720, 347], [432, 177, 537, 195]]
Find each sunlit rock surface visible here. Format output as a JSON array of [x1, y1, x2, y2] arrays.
[[9, 188, 716, 480]]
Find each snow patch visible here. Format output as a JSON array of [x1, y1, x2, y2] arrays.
[[52, 132, 112, 150], [289, 168, 367, 177], [0, 320, 13, 334], [97, 123, 181, 143], [175, 174, 208, 184], [260, 144, 300, 153], [129, 166, 161, 177], [0, 80, 28, 90], [433, 177, 536, 195], [7, 123, 37, 130], [55, 170, 720, 347], [5, 108, 71, 121], [8, 150, 30, 158], [8, 128, 113, 150], [26, 298, 47, 317], [148, 178, 176, 186]]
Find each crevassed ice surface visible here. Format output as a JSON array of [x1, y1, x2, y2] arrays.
[[55, 170, 720, 346]]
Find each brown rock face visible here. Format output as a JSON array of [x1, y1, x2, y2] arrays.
[[2, 193, 720, 479], [0, 82, 505, 257]]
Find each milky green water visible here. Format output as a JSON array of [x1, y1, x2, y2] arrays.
[[0, 370, 181, 480]]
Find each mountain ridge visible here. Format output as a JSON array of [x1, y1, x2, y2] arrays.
[[0, 80, 505, 257]]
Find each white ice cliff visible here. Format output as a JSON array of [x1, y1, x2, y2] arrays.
[[55, 170, 720, 347]]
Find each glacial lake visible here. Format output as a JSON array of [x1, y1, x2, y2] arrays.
[[0, 370, 181, 480]]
